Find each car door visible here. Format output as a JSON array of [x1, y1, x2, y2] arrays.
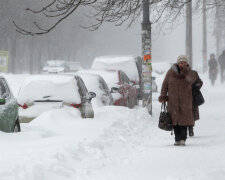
[[120, 71, 137, 108], [0, 78, 18, 132], [98, 76, 113, 105], [119, 71, 132, 107], [75, 76, 94, 118]]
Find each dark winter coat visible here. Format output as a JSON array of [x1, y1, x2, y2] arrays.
[[208, 58, 218, 70], [218, 52, 225, 69], [159, 64, 196, 126], [192, 71, 203, 121], [208, 58, 218, 80]]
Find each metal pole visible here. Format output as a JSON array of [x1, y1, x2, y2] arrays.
[[215, 1, 222, 57], [29, 36, 34, 74], [142, 0, 152, 115], [186, 0, 193, 68], [202, 0, 207, 73]]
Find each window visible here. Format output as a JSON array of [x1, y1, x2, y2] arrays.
[[0, 79, 10, 99], [120, 72, 130, 84], [99, 77, 109, 91], [76, 76, 88, 98]]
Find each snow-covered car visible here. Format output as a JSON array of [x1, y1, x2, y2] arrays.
[[82, 69, 138, 108], [76, 71, 113, 107], [152, 62, 173, 75], [65, 61, 83, 72], [17, 74, 96, 123], [42, 60, 69, 73], [92, 55, 142, 99], [0, 77, 20, 132]]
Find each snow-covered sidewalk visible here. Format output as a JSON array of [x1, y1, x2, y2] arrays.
[[87, 74, 225, 180], [0, 73, 224, 180]]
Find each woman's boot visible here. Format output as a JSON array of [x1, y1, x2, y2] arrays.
[[189, 126, 194, 137]]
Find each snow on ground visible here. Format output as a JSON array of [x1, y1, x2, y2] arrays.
[[0, 72, 224, 180]]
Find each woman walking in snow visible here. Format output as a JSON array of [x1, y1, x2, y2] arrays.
[[208, 53, 218, 86], [158, 55, 196, 146]]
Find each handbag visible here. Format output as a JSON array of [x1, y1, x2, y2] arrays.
[[158, 102, 172, 131], [192, 86, 204, 106]]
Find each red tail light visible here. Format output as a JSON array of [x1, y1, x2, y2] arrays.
[[19, 103, 28, 109], [71, 104, 82, 108]]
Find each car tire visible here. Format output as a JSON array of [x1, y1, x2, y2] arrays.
[[13, 120, 21, 132]]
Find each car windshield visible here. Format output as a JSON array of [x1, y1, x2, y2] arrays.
[[93, 71, 119, 88]]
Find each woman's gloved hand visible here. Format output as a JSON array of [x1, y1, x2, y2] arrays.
[[158, 96, 168, 103]]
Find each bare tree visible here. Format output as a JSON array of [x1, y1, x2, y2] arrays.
[[14, 0, 208, 36]]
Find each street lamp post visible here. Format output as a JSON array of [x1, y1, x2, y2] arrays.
[[202, 0, 208, 73], [186, 0, 193, 68], [142, 0, 152, 115]]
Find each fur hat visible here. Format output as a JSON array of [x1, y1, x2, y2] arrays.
[[177, 55, 188, 64]]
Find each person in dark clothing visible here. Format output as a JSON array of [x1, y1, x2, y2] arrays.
[[208, 53, 218, 86], [188, 71, 203, 137], [218, 50, 225, 83], [158, 55, 196, 146]]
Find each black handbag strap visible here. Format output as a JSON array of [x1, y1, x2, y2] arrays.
[[161, 102, 168, 112]]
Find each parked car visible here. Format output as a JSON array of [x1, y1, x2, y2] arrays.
[[82, 69, 138, 108], [0, 77, 20, 132], [76, 71, 113, 107], [17, 74, 96, 123], [42, 60, 69, 73], [92, 55, 142, 100], [65, 61, 83, 72]]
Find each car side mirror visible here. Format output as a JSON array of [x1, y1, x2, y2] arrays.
[[111, 87, 119, 93], [88, 92, 96, 100], [0, 99, 6, 105]]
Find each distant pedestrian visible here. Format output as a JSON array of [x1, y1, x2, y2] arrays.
[[208, 53, 218, 86], [218, 50, 225, 83], [188, 70, 203, 137], [158, 55, 196, 146]]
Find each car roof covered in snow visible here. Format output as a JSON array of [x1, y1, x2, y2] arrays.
[[152, 62, 173, 75], [45, 60, 66, 67], [17, 74, 81, 104], [92, 55, 139, 82], [77, 69, 119, 89]]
